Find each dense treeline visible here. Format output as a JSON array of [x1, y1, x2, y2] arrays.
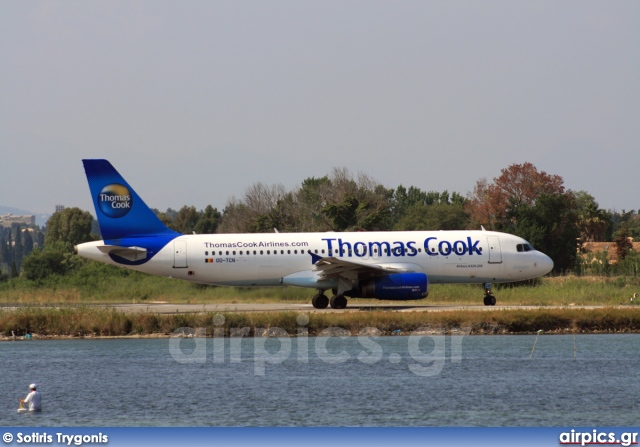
[[153, 163, 638, 274], [156, 168, 469, 236], [2, 162, 639, 283]]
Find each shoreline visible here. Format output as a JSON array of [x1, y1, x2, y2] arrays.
[[3, 328, 640, 342], [2, 305, 640, 339]]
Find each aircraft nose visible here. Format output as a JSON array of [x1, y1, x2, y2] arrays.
[[537, 253, 554, 275]]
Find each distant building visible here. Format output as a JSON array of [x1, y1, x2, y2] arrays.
[[55, 205, 65, 213], [0, 214, 36, 228]]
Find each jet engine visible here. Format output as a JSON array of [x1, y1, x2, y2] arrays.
[[357, 272, 428, 300]]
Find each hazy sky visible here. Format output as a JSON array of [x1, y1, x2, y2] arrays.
[[1, 1, 638, 217]]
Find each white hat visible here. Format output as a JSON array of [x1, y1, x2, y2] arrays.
[[29, 383, 37, 389]]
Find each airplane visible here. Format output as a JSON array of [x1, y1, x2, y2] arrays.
[[74, 159, 554, 309]]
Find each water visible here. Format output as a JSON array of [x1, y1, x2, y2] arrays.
[[1, 334, 639, 426]]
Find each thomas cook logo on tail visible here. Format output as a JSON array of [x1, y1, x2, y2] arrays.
[[98, 184, 133, 218]]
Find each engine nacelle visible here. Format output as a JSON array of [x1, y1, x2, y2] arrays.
[[358, 273, 429, 300]]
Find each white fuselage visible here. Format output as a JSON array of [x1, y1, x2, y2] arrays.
[[76, 230, 554, 291]]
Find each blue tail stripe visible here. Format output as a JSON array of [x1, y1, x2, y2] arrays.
[[83, 159, 180, 243]]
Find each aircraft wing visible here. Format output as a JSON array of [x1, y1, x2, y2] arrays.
[[310, 253, 417, 281]]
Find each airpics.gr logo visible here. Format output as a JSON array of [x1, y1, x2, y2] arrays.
[[98, 184, 133, 218]]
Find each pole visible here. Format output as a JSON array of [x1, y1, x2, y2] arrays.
[[530, 329, 543, 359]]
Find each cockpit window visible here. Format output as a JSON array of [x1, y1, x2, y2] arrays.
[[516, 243, 535, 252]]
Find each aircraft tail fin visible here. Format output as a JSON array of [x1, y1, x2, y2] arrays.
[[82, 159, 180, 241]]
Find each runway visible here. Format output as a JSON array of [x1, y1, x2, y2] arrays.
[[2, 302, 636, 314], [101, 302, 636, 314]]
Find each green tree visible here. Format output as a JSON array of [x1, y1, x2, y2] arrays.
[[0, 236, 5, 264], [21, 246, 68, 280], [152, 208, 178, 228], [574, 191, 610, 242], [217, 168, 393, 233], [297, 176, 335, 231], [392, 185, 428, 220], [1, 229, 10, 264], [391, 184, 470, 230], [609, 210, 640, 241], [23, 229, 34, 255], [171, 206, 199, 234], [45, 208, 94, 250], [13, 225, 22, 267], [194, 205, 221, 234], [322, 193, 360, 231], [614, 227, 633, 261], [394, 203, 470, 231], [509, 193, 580, 273]]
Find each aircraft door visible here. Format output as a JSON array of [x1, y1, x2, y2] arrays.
[[174, 240, 188, 268], [487, 236, 502, 263]]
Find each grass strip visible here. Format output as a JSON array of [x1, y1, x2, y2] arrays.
[[2, 307, 640, 338]]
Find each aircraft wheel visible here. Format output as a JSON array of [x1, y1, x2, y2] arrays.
[[330, 295, 347, 309], [312, 294, 329, 309], [483, 283, 494, 306]]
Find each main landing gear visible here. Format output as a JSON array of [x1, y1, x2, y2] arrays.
[[311, 292, 328, 309], [483, 283, 496, 306], [311, 290, 348, 309], [330, 294, 347, 309]]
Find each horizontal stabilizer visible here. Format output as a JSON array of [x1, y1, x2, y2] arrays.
[[97, 245, 148, 262]]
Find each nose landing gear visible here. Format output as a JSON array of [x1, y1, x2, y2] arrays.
[[483, 283, 496, 306]]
